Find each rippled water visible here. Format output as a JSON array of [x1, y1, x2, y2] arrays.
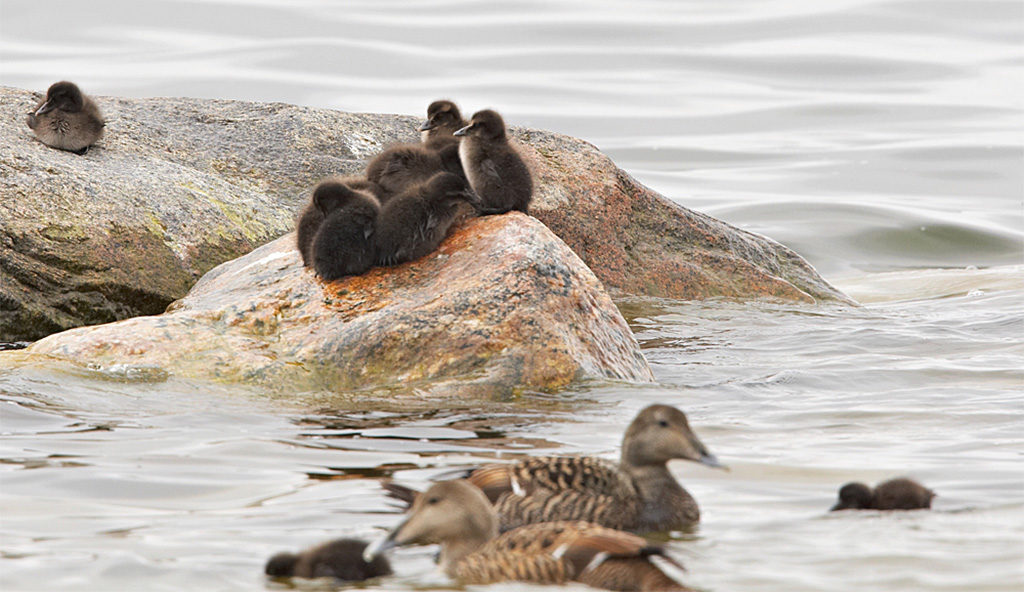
[[1, 1, 1022, 591]]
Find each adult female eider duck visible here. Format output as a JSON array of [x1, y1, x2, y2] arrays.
[[365, 480, 691, 591], [386, 404, 724, 534]]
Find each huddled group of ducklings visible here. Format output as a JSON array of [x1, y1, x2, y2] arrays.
[[21, 82, 935, 591], [265, 405, 935, 590], [23, 83, 532, 281], [296, 100, 533, 280]]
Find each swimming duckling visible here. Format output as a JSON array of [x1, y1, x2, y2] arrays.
[[25, 81, 105, 154], [309, 180, 381, 280], [365, 480, 691, 591], [385, 404, 724, 534], [365, 144, 445, 202], [419, 99, 467, 149], [296, 176, 383, 267], [374, 172, 479, 266], [454, 109, 532, 215], [265, 538, 392, 581], [830, 477, 935, 511]]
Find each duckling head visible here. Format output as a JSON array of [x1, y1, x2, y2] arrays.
[[453, 109, 506, 141], [831, 482, 873, 511], [36, 81, 85, 116], [419, 100, 464, 134], [312, 180, 379, 217], [621, 404, 725, 470]]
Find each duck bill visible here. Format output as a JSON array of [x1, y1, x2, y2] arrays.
[[362, 516, 409, 562], [34, 100, 55, 116], [452, 124, 471, 137], [418, 120, 435, 132], [697, 451, 728, 471]]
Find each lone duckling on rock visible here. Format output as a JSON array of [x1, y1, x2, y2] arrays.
[[296, 176, 383, 267], [309, 180, 381, 281], [265, 538, 391, 582], [26, 81, 105, 154], [386, 404, 724, 534], [365, 480, 691, 591], [831, 477, 935, 511], [454, 109, 532, 215], [374, 172, 479, 266]]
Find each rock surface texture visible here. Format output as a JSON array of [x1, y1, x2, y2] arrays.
[[1, 86, 849, 342], [25, 214, 654, 397]]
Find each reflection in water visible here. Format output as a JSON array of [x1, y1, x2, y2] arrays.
[[1, 0, 1022, 591]]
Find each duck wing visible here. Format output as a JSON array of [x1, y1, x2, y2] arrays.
[[454, 521, 689, 590], [469, 456, 636, 500]]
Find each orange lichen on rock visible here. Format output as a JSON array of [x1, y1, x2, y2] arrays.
[[26, 214, 654, 398]]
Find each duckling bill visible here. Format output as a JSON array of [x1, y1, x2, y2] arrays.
[[830, 477, 935, 511], [454, 109, 532, 215], [26, 81, 105, 154], [365, 479, 692, 591], [265, 538, 391, 581]]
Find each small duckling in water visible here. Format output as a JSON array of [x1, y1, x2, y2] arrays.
[[296, 176, 382, 267], [454, 109, 532, 215], [365, 144, 444, 202], [364, 480, 691, 591], [384, 404, 725, 534], [265, 538, 392, 581], [830, 477, 935, 511], [309, 180, 381, 281], [26, 81, 105, 154], [374, 172, 479, 266]]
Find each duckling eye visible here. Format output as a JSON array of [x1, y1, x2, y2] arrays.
[[658, 420, 669, 428]]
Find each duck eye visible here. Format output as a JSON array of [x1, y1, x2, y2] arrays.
[[658, 420, 669, 428], [426, 496, 440, 505]]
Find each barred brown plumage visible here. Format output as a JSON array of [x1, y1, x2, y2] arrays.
[[365, 480, 691, 591], [383, 405, 725, 534]]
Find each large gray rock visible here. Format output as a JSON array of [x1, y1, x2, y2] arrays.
[[0, 86, 849, 342]]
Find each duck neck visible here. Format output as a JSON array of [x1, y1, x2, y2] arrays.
[[623, 462, 697, 531], [438, 535, 488, 575]]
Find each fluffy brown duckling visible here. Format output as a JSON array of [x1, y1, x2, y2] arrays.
[[296, 176, 383, 267], [265, 538, 391, 581], [454, 109, 532, 215], [26, 81, 105, 154], [365, 480, 691, 591], [374, 172, 479, 266], [365, 144, 445, 202], [308, 180, 381, 280], [386, 404, 724, 534], [830, 477, 935, 511]]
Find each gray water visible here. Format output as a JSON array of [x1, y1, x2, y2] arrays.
[[1, 1, 1022, 590]]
